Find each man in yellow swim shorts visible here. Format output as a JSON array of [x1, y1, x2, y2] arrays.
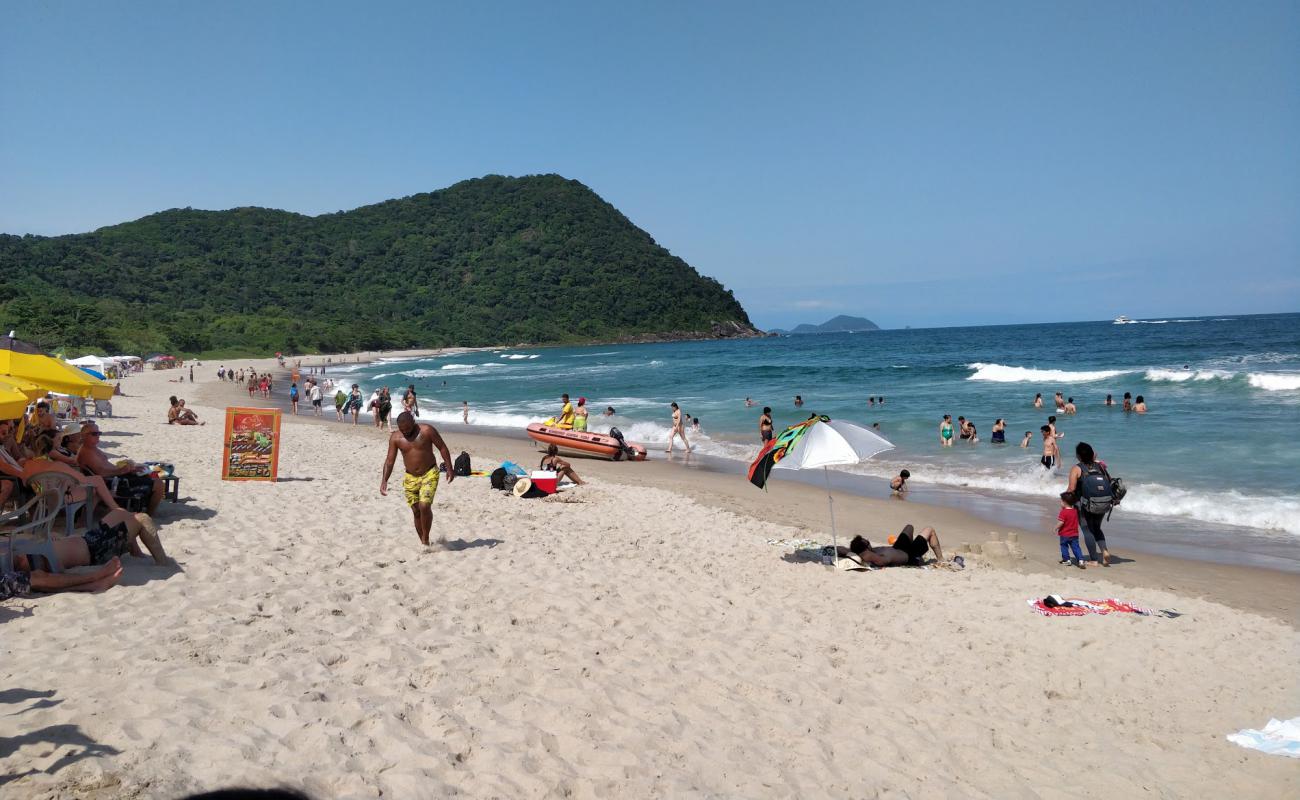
[[380, 411, 455, 547]]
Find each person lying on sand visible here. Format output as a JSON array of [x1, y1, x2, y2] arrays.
[[3, 558, 124, 598], [9, 509, 168, 572], [540, 444, 585, 485], [835, 524, 944, 566]]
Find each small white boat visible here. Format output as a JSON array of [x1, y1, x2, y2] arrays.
[[1113, 315, 1135, 325]]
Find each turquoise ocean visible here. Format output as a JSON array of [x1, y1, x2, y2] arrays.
[[314, 313, 1300, 569]]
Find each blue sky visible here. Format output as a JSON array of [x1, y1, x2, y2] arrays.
[[3, 1, 1297, 329]]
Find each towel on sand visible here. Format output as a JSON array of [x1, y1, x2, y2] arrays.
[[1027, 597, 1151, 617], [1227, 718, 1300, 758]]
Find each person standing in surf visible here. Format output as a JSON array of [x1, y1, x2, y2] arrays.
[[759, 406, 774, 443], [403, 385, 420, 418], [380, 411, 455, 547], [1040, 425, 1059, 470], [939, 415, 954, 447], [556, 393, 575, 430], [667, 402, 692, 453]]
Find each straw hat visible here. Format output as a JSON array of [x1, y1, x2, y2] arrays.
[[512, 477, 533, 497]]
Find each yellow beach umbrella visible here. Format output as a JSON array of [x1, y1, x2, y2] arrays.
[[0, 383, 31, 418], [0, 377, 45, 400], [0, 336, 114, 400]]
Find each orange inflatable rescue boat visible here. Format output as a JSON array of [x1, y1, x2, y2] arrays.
[[526, 422, 648, 461]]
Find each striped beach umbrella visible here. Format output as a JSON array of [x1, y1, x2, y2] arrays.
[[749, 415, 894, 565]]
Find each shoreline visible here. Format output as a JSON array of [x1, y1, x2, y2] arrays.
[[203, 366, 1300, 624], [250, 355, 1300, 576], [259, 348, 1300, 575]]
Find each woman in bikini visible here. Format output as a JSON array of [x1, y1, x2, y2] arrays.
[[540, 444, 585, 485]]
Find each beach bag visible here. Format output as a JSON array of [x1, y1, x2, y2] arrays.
[[1110, 476, 1128, 506], [1077, 462, 1116, 516], [453, 451, 471, 477], [490, 467, 507, 490]]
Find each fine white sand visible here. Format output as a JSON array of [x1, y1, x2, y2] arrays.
[[2, 359, 1296, 798]]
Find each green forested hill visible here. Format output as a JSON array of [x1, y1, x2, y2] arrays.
[[0, 175, 756, 355]]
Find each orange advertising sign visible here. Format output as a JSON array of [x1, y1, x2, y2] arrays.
[[222, 407, 281, 481]]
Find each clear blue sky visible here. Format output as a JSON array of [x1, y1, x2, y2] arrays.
[[3, 1, 1297, 329]]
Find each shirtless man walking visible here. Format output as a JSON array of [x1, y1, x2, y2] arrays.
[[381, 412, 455, 547]]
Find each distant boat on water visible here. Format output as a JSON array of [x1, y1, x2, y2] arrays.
[[1113, 315, 1136, 324]]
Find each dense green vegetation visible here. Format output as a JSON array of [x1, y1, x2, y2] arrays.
[[0, 175, 755, 356]]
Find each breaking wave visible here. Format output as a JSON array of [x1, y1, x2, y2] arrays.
[[1247, 373, 1300, 392], [1143, 369, 1235, 383], [967, 363, 1131, 383]]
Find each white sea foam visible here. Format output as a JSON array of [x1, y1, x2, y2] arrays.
[[833, 460, 1300, 536], [1143, 369, 1235, 383], [967, 363, 1131, 383], [499, 354, 540, 360], [1247, 373, 1300, 392]]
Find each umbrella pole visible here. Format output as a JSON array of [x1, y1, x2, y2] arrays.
[[823, 466, 837, 567]]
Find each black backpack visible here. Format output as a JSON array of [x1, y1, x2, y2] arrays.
[[453, 451, 471, 477], [1078, 462, 1119, 516], [490, 467, 507, 490]]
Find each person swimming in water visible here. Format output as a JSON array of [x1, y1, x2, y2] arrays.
[[1020, 431, 1033, 448], [991, 418, 1006, 444]]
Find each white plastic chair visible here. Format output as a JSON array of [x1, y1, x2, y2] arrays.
[[0, 489, 63, 574]]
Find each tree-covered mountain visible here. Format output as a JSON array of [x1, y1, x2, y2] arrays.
[[770, 314, 879, 335], [0, 175, 758, 355]]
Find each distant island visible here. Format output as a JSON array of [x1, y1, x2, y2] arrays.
[[0, 174, 759, 356], [769, 314, 880, 335]]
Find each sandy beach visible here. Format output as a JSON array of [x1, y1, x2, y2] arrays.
[[2, 357, 1296, 798]]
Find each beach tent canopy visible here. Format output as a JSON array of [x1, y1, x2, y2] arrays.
[[0, 336, 115, 400], [67, 354, 108, 370]]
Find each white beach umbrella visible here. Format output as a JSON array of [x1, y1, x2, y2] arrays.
[[749, 416, 894, 566]]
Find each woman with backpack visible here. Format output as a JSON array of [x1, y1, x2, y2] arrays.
[[1065, 442, 1114, 567]]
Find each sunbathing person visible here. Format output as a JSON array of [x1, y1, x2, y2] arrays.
[[22, 434, 123, 513], [76, 422, 164, 514], [168, 397, 203, 425], [10, 508, 168, 569], [45, 429, 83, 467], [836, 524, 944, 566], [539, 444, 585, 485], [2, 558, 124, 598]]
